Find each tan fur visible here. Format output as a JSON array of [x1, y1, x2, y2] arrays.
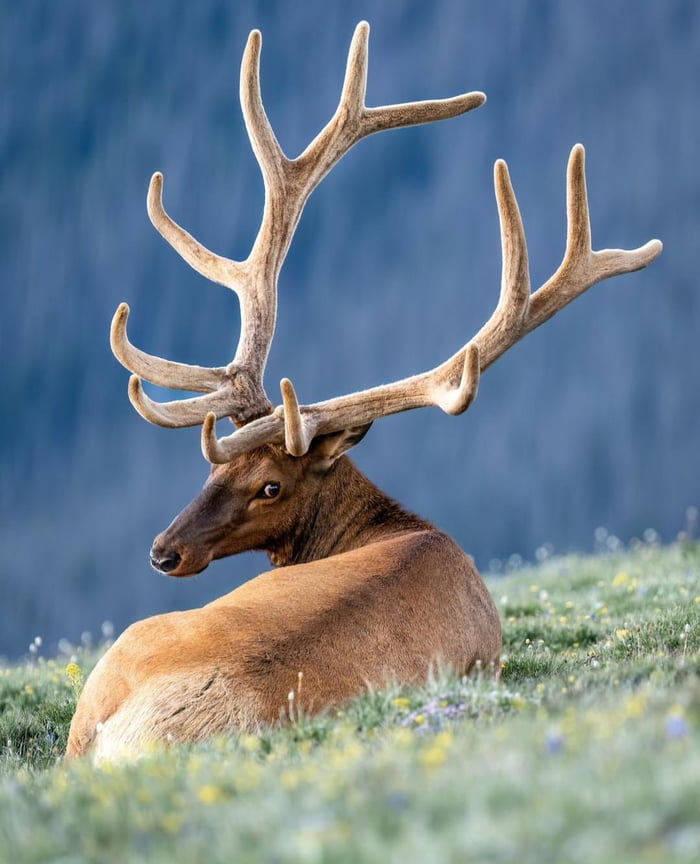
[[67, 527, 500, 761]]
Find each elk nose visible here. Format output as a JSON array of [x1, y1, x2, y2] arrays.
[[149, 547, 181, 573]]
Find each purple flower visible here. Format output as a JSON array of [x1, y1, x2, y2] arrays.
[[544, 731, 564, 755], [665, 714, 689, 740]]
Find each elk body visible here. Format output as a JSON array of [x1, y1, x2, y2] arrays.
[[67, 23, 661, 761]]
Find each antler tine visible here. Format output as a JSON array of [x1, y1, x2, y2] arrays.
[[202, 410, 284, 463], [204, 144, 661, 463], [146, 172, 248, 289], [470, 159, 530, 365], [524, 144, 663, 339], [110, 303, 227, 393], [239, 29, 287, 185], [128, 377, 249, 428], [279, 378, 315, 458], [339, 20, 370, 112]]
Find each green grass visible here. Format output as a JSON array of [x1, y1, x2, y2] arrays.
[[1, 542, 699, 863]]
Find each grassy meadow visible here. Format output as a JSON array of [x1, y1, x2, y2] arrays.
[[1, 541, 699, 863]]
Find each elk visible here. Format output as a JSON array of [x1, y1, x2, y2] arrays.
[[66, 22, 661, 761]]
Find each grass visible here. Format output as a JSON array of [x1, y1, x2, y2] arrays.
[[1, 542, 699, 863]]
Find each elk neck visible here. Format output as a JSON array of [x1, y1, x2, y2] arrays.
[[266, 456, 432, 567]]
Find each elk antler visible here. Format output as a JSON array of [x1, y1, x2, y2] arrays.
[[110, 21, 485, 427], [203, 143, 662, 462]]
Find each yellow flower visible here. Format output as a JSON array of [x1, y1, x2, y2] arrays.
[[612, 572, 630, 587], [280, 769, 300, 790], [413, 714, 425, 725], [392, 697, 410, 710], [161, 813, 181, 834], [65, 662, 84, 696], [434, 731, 453, 748], [240, 734, 260, 752], [420, 746, 446, 768], [65, 662, 82, 682], [511, 697, 526, 711], [197, 785, 223, 804], [616, 629, 630, 640], [624, 693, 647, 718]]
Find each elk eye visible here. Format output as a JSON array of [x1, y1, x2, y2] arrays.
[[257, 482, 280, 500]]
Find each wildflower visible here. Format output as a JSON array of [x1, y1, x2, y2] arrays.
[[280, 769, 300, 789], [240, 734, 261, 752], [434, 730, 453, 748], [197, 785, 223, 804], [624, 693, 647, 718], [612, 572, 630, 587], [65, 662, 81, 681], [615, 629, 630, 640], [392, 697, 410, 710], [65, 662, 84, 696], [544, 731, 564, 755], [665, 712, 689, 740], [161, 813, 181, 834], [420, 746, 447, 768]]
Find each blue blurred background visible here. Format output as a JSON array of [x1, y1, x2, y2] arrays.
[[1, 0, 698, 659]]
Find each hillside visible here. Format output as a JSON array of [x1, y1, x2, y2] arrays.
[[1, 542, 698, 863]]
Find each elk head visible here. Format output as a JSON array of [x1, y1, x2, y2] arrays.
[[149, 427, 371, 576], [110, 22, 662, 577]]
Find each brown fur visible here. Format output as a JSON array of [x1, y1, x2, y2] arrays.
[[67, 440, 500, 761]]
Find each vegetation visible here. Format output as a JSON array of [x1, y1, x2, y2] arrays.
[[1, 542, 699, 863]]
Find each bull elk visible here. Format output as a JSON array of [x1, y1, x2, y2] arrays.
[[67, 22, 661, 761]]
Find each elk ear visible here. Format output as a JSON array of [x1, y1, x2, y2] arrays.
[[308, 423, 373, 469]]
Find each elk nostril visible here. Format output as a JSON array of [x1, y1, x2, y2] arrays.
[[150, 550, 181, 573]]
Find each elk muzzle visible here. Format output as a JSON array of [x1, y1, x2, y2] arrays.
[[149, 545, 181, 574]]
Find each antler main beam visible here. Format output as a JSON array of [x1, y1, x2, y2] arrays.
[[203, 144, 662, 463], [111, 21, 485, 427]]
